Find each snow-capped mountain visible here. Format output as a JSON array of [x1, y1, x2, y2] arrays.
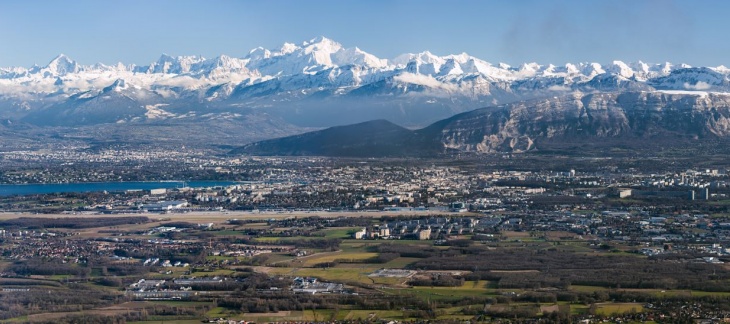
[[3, 36, 730, 130]]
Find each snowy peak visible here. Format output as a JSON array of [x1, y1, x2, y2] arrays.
[[607, 60, 635, 79], [649, 67, 729, 91], [580, 63, 605, 78], [42, 54, 81, 77], [246, 36, 384, 75], [299, 36, 343, 67], [209, 54, 245, 69], [301, 36, 343, 54], [146, 54, 206, 74], [193, 54, 254, 79], [393, 51, 444, 67], [279, 42, 298, 55], [437, 59, 464, 76], [332, 47, 388, 69], [102, 78, 128, 92], [246, 47, 271, 61]]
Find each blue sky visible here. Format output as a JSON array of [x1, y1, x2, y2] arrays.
[[1, 0, 728, 67]]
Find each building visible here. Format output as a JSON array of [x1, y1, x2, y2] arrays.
[[353, 228, 367, 239], [449, 202, 467, 212], [174, 277, 224, 285], [379, 227, 391, 238], [140, 200, 188, 212], [619, 189, 632, 198], [700, 187, 710, 200], [418, 227, 432, 240], [150, 188, 167, 195], [291, 277, 343, 294], [129, 279, 166, 291]]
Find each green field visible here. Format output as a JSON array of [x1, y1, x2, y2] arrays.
[[594, 302, 643, 315], [570, 304, 590, 315], [211, 230, 243, 236], [571, 285, 730, 298], [150, 301, 213, 307], [0, 316, 29, 323], [252, 236, 316, 243], [301, 251, 379, 266], [315, 227, 362, 238], [403, 280, 495, 301], [237, 222, 270, 229], [264, 252, 296, 264], [291, 267, 378, 284], [381, 257, 420, 268]]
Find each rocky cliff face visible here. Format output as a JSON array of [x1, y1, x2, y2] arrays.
[[425, 91, 730, 153]]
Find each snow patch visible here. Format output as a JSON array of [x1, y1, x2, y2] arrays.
[[393, 73, 456, 91], [657, 90, 709, 97], [144, 104, 176, 119]]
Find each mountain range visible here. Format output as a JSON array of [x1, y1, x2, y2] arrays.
[[3, 36, 730, 152], [232, 91, 730, 157]]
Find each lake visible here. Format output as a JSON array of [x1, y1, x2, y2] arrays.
[[0, 181, 237, 196]]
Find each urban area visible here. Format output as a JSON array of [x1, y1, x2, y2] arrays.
[[1, 148, 730, 323]]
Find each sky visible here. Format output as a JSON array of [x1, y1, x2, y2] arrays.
[[1, 0, 729, 68]]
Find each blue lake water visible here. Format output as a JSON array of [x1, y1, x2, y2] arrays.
[[0, 181, 237, 196]]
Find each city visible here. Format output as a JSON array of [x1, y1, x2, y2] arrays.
[[2, 150, 730, 322]]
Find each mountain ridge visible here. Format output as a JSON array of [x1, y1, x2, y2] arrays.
[[233, 119, 439, 157], [230, 91, 730, 157]]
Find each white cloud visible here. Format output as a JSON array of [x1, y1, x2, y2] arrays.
[[547, 85, 571, 91], [684, 81, 712, 90]]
